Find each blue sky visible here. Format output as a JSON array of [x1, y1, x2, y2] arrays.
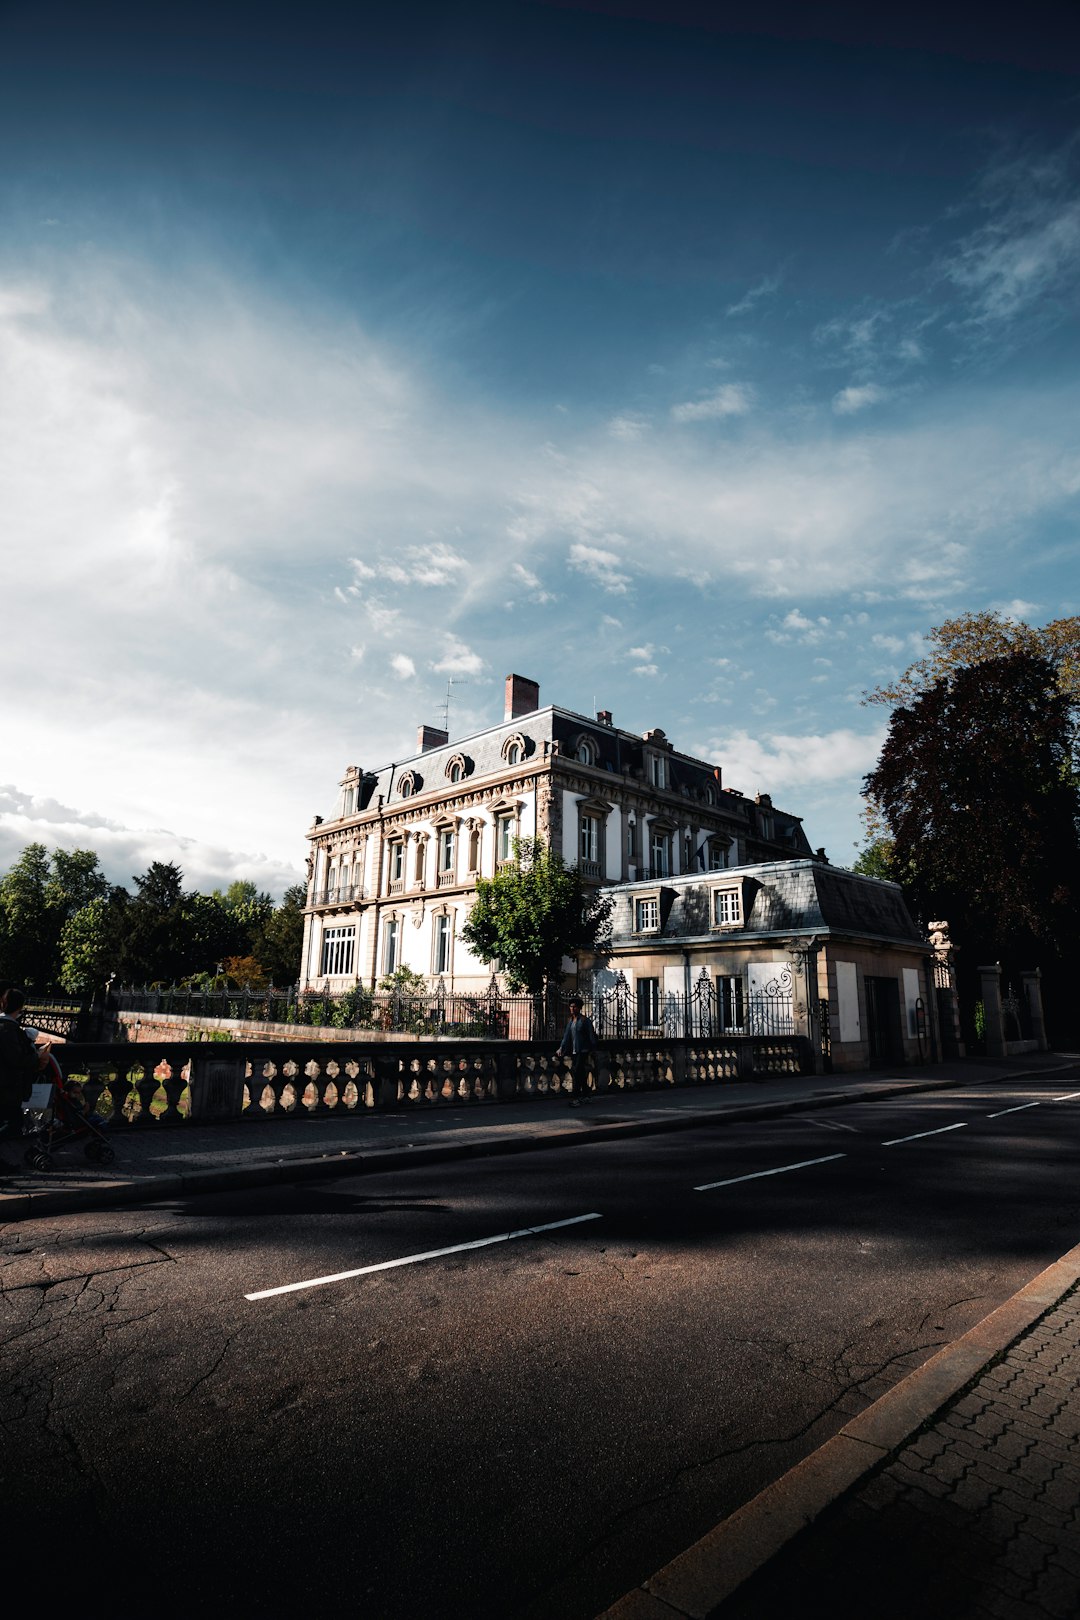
[[2, 1, 1079, 894]]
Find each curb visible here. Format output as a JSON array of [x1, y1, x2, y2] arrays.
[[1, 1058, 1073, 1223], [597, 1239, 1080, 1620]]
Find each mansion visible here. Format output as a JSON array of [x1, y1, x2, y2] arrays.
[[300, 674, 815, 992]]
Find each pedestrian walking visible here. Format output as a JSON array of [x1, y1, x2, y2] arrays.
[[558, 995, 599, 1106]]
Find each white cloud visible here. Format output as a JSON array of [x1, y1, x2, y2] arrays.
[[871, 633, 905, 655], [671, 384, 753, 423], [0, 785, 301, 899], [833, 383, 889, 415], [432, 636, 485, 676], [608, 413, 648, 440], [707, 726, 887, 795], [568, 540, 632, 594], [391, 653, 416, 678], [512, 562, 556, 603]]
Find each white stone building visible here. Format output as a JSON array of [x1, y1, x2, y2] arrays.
[[300, 675, 814, 992]]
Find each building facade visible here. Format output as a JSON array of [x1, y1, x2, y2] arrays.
[[581, 858, 938, 1071], [301, 674, 814, 992]]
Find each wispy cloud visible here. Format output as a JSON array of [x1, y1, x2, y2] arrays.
[[726, 273, 781, 318], [671, 383, 752, 423], [833, 382, 889, 415], [391, 653, 416, 678], [568, 540, 632, 594], [942, 143, 1080, 328]]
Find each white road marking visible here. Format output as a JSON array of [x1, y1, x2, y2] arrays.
[[986, 1102, 1041, 1118], [1053, 1090, 1080, 1102], [801, 1116, 860, 1133], [881, 1122, 968, 1146], [694, 1153, 845, 1192], [244, 1212, 603, 1301]]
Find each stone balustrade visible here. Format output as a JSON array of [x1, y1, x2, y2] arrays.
[[51, 1032, 810, 1127]]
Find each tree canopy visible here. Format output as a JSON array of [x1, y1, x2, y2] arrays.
[[460, 837, 613, 997], [863, 650, 1080, 966], [865, 611, 1080, 717], [0, 844, 307, 994]]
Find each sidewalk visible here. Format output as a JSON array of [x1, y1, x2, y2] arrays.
[[0, 1049, 1071, 1223]]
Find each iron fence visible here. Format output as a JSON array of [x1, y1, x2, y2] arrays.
[[111, 973, 799, 1043]]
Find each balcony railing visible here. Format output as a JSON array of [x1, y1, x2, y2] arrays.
[[437, 870, 456, 887], [313, 884, 365, 906]]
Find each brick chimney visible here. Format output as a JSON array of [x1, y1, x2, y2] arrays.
[[504, 673, 540, 721], [596, 709, 613, 726], [417, 724, 449, 752]]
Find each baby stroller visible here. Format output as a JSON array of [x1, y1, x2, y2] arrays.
[[23, 1054, 115, 1173]]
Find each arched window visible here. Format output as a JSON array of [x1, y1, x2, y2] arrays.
[[501, 733, 528, 767], [575, 734, 597, 767], [445, 753, 471, 784]]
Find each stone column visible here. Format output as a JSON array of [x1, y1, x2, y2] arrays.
[[1021, 968, 1049, 1052], [978, 963, 1006, 1059], [928, 921, 964, 1058]]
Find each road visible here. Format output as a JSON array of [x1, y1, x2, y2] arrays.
[[3, 1064, 1080, 1618]]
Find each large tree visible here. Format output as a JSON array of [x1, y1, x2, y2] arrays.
[[867, 610, 1080, 718], [460, 837, 613, 998], [864, 651, 1080, 972]]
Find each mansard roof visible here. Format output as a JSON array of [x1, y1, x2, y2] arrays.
[[607, 859, 922, 949]]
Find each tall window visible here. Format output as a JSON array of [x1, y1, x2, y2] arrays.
[[637, 977, 660, 1028], [413, 840, 426, 886], [433, 913, 452, 975], [649, 755, 666, 789], [439, 827, 455, 873], [342, 786, 356, 817], [389, 841, 404, 883], [497, 816, 515, 863], [469, 825, 482, 871], [580, 814, 600, 864], [320, 925, 356, 977], [384, 918, 400, 973], [719, 976, 745, 1031], [650, 828, 670, 877], [708, 840, 727, 871]]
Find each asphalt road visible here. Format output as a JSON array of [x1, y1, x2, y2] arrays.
[[3, 1064, 1080, 1619]]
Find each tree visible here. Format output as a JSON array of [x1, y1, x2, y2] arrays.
[[460, 837, 614, 997], [864, 651, 1080, 972], [0, 842, 53, 985], [119, 862, 189, 983], [866, 611, 1080, 717], [59, 891, 130, 995], [250, 883, 306, 985]]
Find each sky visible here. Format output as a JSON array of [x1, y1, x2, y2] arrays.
[[2, 0, 1079, 897]]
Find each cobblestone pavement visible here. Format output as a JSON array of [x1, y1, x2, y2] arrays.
[[719, 1287, 1080, 1620]]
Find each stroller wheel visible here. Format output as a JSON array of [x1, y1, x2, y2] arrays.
[[85, 1140, 115, 1165], [25, 1149, 52, 1173]]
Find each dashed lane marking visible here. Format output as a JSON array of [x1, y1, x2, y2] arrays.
[[694, 1154, 846, 1193], [244, 1212, 603, 1300], [881, 1122, 968, 1146], [987, 1102, 1041, 1118]]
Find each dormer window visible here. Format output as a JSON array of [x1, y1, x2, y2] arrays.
[[398, 769, 420, 799], [502, 733, 529, 766], [445, 753, 471, 784], [575, 734, 597, 766], [648, 754, 666, 790], [713, 888, 742, 927]]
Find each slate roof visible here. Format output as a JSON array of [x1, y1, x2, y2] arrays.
[[607, 858, 923, 948]]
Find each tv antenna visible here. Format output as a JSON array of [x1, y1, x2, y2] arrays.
[[439, 677, 467, 734]]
